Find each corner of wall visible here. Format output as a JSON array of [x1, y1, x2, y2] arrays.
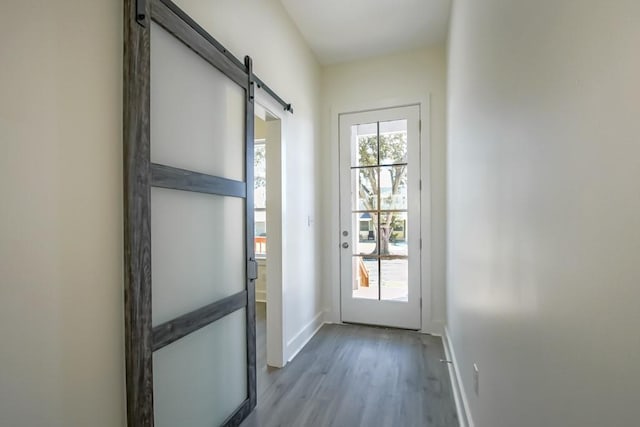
[[285, 309, 327, 362], [421, 320, 445, 336]]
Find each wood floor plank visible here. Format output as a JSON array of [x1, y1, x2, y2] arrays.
[[246, 308, 458, 427]]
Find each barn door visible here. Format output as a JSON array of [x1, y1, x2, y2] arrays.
[[123, 0, 256, 425]]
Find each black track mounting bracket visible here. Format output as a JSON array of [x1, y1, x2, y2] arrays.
[[136, 0, 147, 27]]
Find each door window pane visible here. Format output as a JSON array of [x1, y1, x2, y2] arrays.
[[379, 120, 407, 165], [351, 256, 378, 300], [380, 258, 408, 302], [150, 21, 245, 181], [352, 168, 378, 211], [378, 212, 408, 257], [353, 213, 377, 256], [153, 309, 247, 427], [379, 165, 407, 210], [151, 187, 245, 326], [351, 123, 378, 167]]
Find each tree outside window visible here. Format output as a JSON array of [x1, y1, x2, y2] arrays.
[[356, 127, 407, 255]]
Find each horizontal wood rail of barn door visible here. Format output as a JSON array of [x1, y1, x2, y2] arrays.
[[151, 163, 247, 198], [123, 0, 284, 425], [150, 0, 294, 113], [152, 291, 248, 351]]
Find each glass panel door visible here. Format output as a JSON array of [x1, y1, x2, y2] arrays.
[[339, 105, 421, 329], [148, 16, 253, 426], [123, 0, 258, 425], [148, 16, 252, 426]]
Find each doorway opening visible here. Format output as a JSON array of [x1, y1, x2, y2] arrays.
[[253, 97, 286, 398], [253, 114, 268, 397]]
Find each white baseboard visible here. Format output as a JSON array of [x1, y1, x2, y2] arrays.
[[286, 310, 326, 362], [255, 290, 266, 303], [443, 327, 474, 427]]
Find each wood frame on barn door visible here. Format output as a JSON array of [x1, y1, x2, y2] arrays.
[[123, 0, 293, 425]]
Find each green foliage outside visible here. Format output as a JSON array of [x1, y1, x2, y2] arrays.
[[357, 132, 407, 255]]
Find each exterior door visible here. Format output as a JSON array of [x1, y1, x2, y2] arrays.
[[339, 105, 421, 329], [123, 0, 257, 426]]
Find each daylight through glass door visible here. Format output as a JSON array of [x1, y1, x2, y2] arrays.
[[350, 119, 409, 302]]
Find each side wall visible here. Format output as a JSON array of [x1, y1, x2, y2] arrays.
[[0, 0, 322, 425], [447, 1, 640, 426], [320, 48, 448, 333], [0, 1, 124, 426]]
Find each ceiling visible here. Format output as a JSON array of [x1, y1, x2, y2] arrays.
[[280, 0, 452, 65]]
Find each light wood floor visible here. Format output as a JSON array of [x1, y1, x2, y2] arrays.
[[245, 302, 459, 427]]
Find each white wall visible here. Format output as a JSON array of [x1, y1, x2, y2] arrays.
[[0, 1, 124, 426], [320, 48, 447, 333], [447, 1, 640, 426], [0, 0, 322, 425], [255, 115, 267, 139]]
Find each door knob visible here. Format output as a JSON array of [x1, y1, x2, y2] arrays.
[[342, 242, 349, 249]]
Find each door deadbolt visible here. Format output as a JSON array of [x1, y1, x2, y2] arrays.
[[342, 230, 349, 236]]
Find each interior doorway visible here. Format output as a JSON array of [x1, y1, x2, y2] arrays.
[[253, 95, 287, 398]]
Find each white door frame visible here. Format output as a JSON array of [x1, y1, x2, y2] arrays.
[[328, 96, 436, 334], [255, 90, 287, 368], [339, 104, 421, 329]]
